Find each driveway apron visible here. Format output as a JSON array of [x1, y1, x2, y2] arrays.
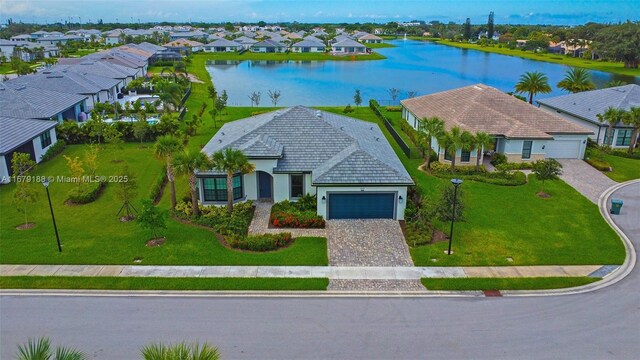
[[557, 159, 617, 204]]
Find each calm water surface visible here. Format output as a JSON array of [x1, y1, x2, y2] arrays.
[[206, 40, 640, 106]]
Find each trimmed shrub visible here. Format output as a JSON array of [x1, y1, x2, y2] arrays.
[[270, 196, 325, 228], [250, 110, 269, 116], [430, 161, 526, 186], [173, 201, 255, 236], [148, 165, 167, 202], [227, 232, 293, 251], [586, 158, 612, 171], [40, 140, 66, 162], [495, 162, 533, 171], [490, 153, 507, 166], [343, 104, 354, 113], [67, 181, 106, 204], [385, 106, 402, 112]]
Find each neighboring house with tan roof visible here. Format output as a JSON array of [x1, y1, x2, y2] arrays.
[[358, 34, 383, 44], [401, 84, 592, 164], [163, 39, 204, 54]]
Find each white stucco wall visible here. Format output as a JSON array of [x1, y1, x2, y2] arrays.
[[503, 139, 545, 160], [315, 186, 408, 220], [0, 155, 8, 184], [546, 134, 588, 159], [243, 159, 278, 200], [33, 128, 58, 163]]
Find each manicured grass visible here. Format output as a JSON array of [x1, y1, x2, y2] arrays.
[[0, 143, 328, 266], [421, 277, 600, 291], [600, 153, 640, 182], [320, 107, 625, 266], [0, 276, 328, 291], [0, 62, 14, 74], [191, 51, 386, 62], [435, 39, 640, 77], [365, 42, 396, 49]]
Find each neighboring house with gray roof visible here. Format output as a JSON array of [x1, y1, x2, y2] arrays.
[[198, 106, 413, 220], [250, 39, 287, 53], [291, 38, 325, 53], [233, 36, 258, 50], [0, 116, 58, 183], [537, 84, 640, 148], [402, 84, 593, 164], [331, 38, 367, 54], [203, 38, 242, 52], [0, 82, 88, 123]]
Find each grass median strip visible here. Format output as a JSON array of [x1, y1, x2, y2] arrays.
[[0, 276, 329, 291], [421, 277, 600, 291]]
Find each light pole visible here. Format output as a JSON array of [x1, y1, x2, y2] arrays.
[[42, 179, 62, 252], [447, 178, 463, 255]]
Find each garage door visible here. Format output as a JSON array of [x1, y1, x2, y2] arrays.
[[327, 193, 395, 220], [545, 140, 581, 159]]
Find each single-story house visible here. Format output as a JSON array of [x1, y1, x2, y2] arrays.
[[0, 116, 58, 183], [1, 40, 59, 61], [169, 30, 208, 41], [331, 39, 367, 54], [233, 36, 258, 50], [163, 39, 204, 54], [537, 84, 640, 148], [198, 106, 414, 220], [10, 34, 33, 42], [291, 39, 325, 53], [104, 30, 123, 45], [250, 39, 287, 53], [0, 82, 87, 123], [55, 61, 139, 90], [35, 35, 83, 46], [203, 38, 243, 53], [0, 39, 18, 60], [401, 84, 593, 164], [330, 34, 352, 44], [358, 34, 383, 44]]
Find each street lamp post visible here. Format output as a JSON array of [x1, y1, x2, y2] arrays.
[[447, 178, 463, 255], [42, 179, 62, 252]]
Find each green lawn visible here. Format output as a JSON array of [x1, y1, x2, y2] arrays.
[[365, 42, 396, 49], [320, 107, 625, 266], [0, 143, 328, 266], [435, 40, 640, 77], [0, 276, 328, 291], [601, 153, 640, 182], [421, 277, 599, 291], [191, 51, 386, 62], [0, 62, 14, 74]]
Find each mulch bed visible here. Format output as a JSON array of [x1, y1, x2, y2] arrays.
[[431, 229, 449, 243], [145, 237, 166, 247], [15, 223, 36, 230], [536, 192, 552, 198]]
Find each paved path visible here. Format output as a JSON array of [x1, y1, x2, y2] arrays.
[[557, 159, 616, 203], [248, 201, 326, 237], [0, 264, 611, 280]]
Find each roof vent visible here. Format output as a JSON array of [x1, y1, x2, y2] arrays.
[[340, 126, 344, 130], [218, 139, 222, 143], [274, 110, 282, 117], [375, 137, 380, 141], [316, 110, 322, 118], [221, 132, 225, 136]]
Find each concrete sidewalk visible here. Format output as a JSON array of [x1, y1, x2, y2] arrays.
[[0, 264, 615, 280]]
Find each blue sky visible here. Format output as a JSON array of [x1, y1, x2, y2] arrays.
[[1, 0, 638, 25]]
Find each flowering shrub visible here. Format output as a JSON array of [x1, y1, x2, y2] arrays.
[[270, 196, 325, 228], [172, 201, 254, 235], [227, 232, 293, 251]]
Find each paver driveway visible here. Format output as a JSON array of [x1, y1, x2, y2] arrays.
[[557, 159, 617, 204]]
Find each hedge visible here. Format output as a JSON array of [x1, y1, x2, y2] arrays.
[[227, 232, 293, 252], [430, 162, 526, 186], [40, 140, 66, 162], [586, 158, 611, 171], [149, 165, 167, 203], [66, 181, 106, 204]]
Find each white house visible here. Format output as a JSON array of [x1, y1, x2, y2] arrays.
[[331, 39, 367, 54], [291, 38, 325, 53], [537, 84, 640, 149], [401, 84, 593, 164], [197, 106, 413, 220], [250, 39, 287, 53], [203, 38, 242, 52], [358, 34, 383, 44]]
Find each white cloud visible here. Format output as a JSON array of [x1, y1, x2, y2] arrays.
[[0, 0, 46, 16]]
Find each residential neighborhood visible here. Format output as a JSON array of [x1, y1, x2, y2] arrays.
[[0, 1, 639, 359]]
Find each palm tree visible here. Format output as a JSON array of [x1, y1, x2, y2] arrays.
[[210, 148, 255, 214], [597, 107, 625, 146], [156, 79, 183, 112], [154, 135, 182, 209], [515, 71, 552, 104], [557, 68, 595, 93], [460, 130, 476, 166], [173, 149, 211, 217], [623, 106, 640, 154], [141, 341, 220, 360], [438, 127, 464, 173], [418, 117, 444, 170], [605, 80, 627, 88], [474, 132, 493, 171], [17, 337, 87, 360]]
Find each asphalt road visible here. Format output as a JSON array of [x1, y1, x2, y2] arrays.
[[1, 182, 639, 360]]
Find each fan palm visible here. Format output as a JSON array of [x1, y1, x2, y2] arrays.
[[173, 149, 212, 217], [474, 132, 493, 172], [418, 117, 445, 169], [557, 68, 595, 93], [515, 71, 552, 104], [210, 148, 256, 214], [597, 107, 625, 146], [623, 106, 640, 154], [17, 337, 87, 360], [460, 130, 476, 165], [154, 135, 182, 209], [141, 341, 220, 360]]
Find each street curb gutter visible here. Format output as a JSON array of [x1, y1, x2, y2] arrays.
[[1, 181, 637, 299]]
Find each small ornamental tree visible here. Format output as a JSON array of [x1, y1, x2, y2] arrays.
[[116, 165, 138, 220], [133, 113, 150, 144], [137, 198, 167, 240], [353, 89, 362, 108], [63, 155, 86, 196], [388, 87, 401, 104], [11, 153, 38, 228], [433, 185, 465, 223], [267, 89, 282, 106], [532, 159, 563, 195]]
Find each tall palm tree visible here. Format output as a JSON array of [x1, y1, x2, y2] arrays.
[[474, 132, 493, 172], [210, 148, 255, 214], [173, 149, 211, 217], [623, 106, 640, 154], [418, 117, 444, 169], [557, 67, 595, 93], [154, 135, 182, 209], [515, 71, 552, 104], [438, 127, 464, 173], [597, 107, 625, 147], [460, 130, 476, 165]]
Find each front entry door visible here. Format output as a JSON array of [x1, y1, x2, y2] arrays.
[[257, 171, 272, 199]]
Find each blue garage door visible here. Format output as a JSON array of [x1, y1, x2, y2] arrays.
[[328, 193, 395, 219]]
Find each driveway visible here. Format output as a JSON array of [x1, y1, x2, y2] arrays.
[[557, 159, 617, 204]]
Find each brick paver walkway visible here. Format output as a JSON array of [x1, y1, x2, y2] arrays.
[[557, 159, 617, 204]]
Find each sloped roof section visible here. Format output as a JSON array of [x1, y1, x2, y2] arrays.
[[0, 116, 57, 154]]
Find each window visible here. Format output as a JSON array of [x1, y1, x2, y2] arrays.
[[290, 174, 304, 199], [522, 140, 533, 159], [40, 131, 52, 148], [461, 150, 471, 162], [603, 128, 614, 145], [202, 175, 243, 202], [444, 149, 453, 161], [615, 129, 632, 146]]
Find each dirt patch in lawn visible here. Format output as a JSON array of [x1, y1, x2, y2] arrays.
[[16, 223, 36, 230], [432, 229, 449, 243], [119, 215, 135, 222], [536, 192, 552, 198], [146, 237, 166, 247]]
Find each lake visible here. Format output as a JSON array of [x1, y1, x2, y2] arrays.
[[206, 40, 640, 107]]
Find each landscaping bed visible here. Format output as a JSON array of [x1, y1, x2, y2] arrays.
[[270, 195, 325, 228], [585, 147, 640, 182], [428, 162, 527, 186]]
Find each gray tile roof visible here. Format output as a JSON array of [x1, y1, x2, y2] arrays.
[[252, 39, 287, 48], [332, 39, 366, 48], [54, 61, 138, 79], [0, 82, 86, 120], [293, 39, 325, 48], [233, 36, 258, 44], [7, 70, 118, 96], [537, 84, 640, 126], [205, 38, 242, 47], [201, 106, 413, 185], [0, 116, 57, 154]]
